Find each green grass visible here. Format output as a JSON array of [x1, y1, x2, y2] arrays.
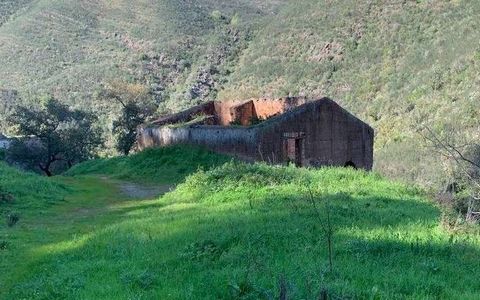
[[0, 161, 69, 292], [0, 162, 67, 213], [2, 150, 480, 299], [66, 145, 231, 184]]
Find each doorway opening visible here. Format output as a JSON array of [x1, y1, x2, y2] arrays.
[[283, 132, 305, 167]]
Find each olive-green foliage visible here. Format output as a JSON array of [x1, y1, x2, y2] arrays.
[[113, 102, 151, 155], [0, 0, 276, 111], [0, 0, 32, 26], [2, 153, 480, 298], [7, 97, 104, 176]]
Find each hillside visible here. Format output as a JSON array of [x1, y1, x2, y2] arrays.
[[0, 0, 32, 26], [1, 1, 480, 185], [0, 161, 67, 213], [1, 148, 479, 298], [0, 0, 280, 108]]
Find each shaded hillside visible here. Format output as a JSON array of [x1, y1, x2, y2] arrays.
[[1, 0, 479, 185]]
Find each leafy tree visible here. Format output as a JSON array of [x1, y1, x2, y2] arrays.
[[112, 102, 151, 155], [7, 97, 103, 176], [103, 82, 155, 155]]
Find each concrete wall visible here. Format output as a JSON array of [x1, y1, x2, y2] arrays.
[[187, 126, 259, 159]]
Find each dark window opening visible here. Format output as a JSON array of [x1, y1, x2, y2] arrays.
[[344, 161, 357, 169]]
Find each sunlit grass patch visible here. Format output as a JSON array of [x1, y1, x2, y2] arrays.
[[2, 156, 480, 298]]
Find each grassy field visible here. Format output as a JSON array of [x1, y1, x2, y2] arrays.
[[66, 145, 230, 184], [1, 147, 480, 299]]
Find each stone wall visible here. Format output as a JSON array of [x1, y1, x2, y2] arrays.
[[138, 97, 374, 170], [256, 99, 374, 169], [137, 125, 260, 160]]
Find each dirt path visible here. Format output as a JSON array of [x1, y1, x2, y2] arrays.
[[97, 176, 173, 199], [117, 181, 173, 199]]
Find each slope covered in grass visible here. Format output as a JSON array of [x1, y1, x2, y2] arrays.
[[0, 0, 280, 108], [0, 162, 67, 214], [0, 161, 68, 291], [66, 145, 231, 183], [0, 0, 32, 26], [3, 158, 480, 299]]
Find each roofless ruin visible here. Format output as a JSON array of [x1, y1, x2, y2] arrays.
[[137, 97, 374, 169]]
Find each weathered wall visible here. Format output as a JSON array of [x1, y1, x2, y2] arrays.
[[230, 101, 255, 125], [228, 97, 308, 125], [137, 125, 259, 160], [188, 126, 259, 159], [137, 127, 190, 149], [151, 102, 216, 126], [256, 99, 374, 169], [252, 97, 307, 120], [138, 97, 374, 170], [213, 100, 246, 125]]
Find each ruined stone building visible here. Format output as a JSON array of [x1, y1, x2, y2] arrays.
[[137, 97, 374, 170]]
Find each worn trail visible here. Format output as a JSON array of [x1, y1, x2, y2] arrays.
[[117, 181, 172, 199]]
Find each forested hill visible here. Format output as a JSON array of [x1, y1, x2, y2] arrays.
[[1, 0, 479, 185]]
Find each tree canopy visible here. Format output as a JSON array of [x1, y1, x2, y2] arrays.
[[7, 97, 103, 176]]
